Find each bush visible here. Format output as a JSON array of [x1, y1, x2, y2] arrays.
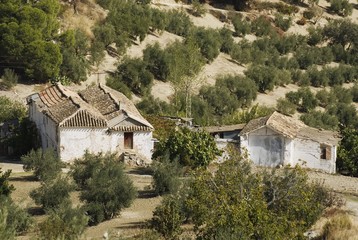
[[152, 155, 182, 196], [153, 128, 221, 168], [245, 65, 279, 92], [307, 26, 323, 46], [30, 176, 74, 211], [300, 111, 339, 130], [189, 27, 221, 62], [231, 15, 251, 37], [191, 0, 207, 17], [136, 95, 174, 116], [330, 0, 353, 17], [113, 58, 153, 96], [1, 69, 18, 90], [321, 213, 352, 239], [337, 128, 358, 176], [274, 14, 292, 32], [77, 153, 137, 225], [0, 197, 33, 237], [286, 87, 318, 113], [352, 84, 358, 102], [143, 43, 170, 81], [276, 98, 297, 116], [165, 10, 193, 37], [251, 15, 274, 37], [219, 27, 234, 53], [21, 148, 62, 181], [0, 96, 27, 123], [0, 169, 14, 197], [307, 66, 329, 87], [106, 76, 132, 99], [151, 195, 184, 239], [39, 204, 88, 240]]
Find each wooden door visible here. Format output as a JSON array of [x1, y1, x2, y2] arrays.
[[124, 132, 133, 149]]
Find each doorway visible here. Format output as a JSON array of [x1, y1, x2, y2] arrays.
[[124, 132, 133, 149]]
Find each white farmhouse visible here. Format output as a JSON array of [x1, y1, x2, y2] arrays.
[[27, 83, 154, 163], [240, 111, 340, 174]]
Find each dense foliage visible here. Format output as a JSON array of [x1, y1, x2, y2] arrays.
[[153, 127, 221, 168], [337, 128, 358, 177], [71, 152, 137, 225]]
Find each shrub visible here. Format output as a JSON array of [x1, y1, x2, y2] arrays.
[[219, 27, 234, 53], [152, 155, 182, 196], [165, 10, 193, 37], [189, 27, 221, 62], [21, 148, 62, 181], [1, 69, 18, 90], [245, 65, 279, 92], [274, 14, 292, 32], [39, 204, 88, 240], [136, 96, 174, 116], [231, 15, 251, 37], [251, 15, 274, 37], [77, 153, 137, 225], [330, 0, 353, 17], [143, 43, 170, 81], [307, 26, 323, 46], [223, 104, 274, 125], [153, 128, 221, 168], [30, 176, 74, 211], [337, 128, 358, 176], [276, 98, 297, 116], [191, 0, 207, 17], [113, 58, 153, 96], [0, 96, 27, 123], [229, 41, 252, 64], [106, 76, 132, 99], [286, 87, 318, 112], [0, 197, 33, 237], [300, 111, 339, 130], [352, 84, 358, 102], [151, 195, 184, 239], [0, 169, 14, 197], [307, 66, 329, 87]]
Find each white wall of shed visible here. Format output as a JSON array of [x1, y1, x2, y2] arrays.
[[292, 138, 336, 174], [59, 128, 153, 163]]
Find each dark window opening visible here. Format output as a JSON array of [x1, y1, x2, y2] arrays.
[[124, 132, 133, 149], [320, 144, 331, 160]]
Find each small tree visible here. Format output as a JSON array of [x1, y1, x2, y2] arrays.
[[151, 195, 184, 240], [39, 204, 88, 240], [330, 0, 353, 17], [152, 154, 182, 195], [21, 148, 62, 181], [276, 98, 297, 116], [337, 128, 358, 176], [77, 153, 137, 225], [0, 169, 14, 197], [30, 176, 74, 211], [1, 69, 18, 90], [22, 148, 62, 181], [153, 128, 221, 168]]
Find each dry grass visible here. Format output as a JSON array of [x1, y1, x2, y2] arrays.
[[321, 213, 358, 240]]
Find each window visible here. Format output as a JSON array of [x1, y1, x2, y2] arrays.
[[124, 132, 133, 149], [320, 144, 331, 160]]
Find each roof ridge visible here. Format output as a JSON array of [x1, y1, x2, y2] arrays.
[[99, 84, 120, 110]]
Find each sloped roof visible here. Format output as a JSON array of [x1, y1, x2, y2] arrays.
[[29, 84, 153, 130], [241, 111, 340, 145], [202, 123, 246, 133]]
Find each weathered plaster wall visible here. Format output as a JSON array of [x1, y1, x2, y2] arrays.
[[133, 131, 153, 163], [292, 138, 336, 173], [29, 103, 58, 151], [241, 127, 286, 167], [59, 128, 153, 163]]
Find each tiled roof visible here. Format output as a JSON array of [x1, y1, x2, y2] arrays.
[[30, 84, 153, 130], [202, 123, 246, 133], [241, 111, 339, 145]]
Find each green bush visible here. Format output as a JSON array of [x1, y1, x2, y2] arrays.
[[274, 14, 292, 32], [153, 128, 221, 168], [232, 15, 251, 37], [0, 196, 33, 237], [0, 169, 14, 197], [286, 87, 318, 113], [307, 66, 329, 87], [307, 26, 323, 46], [151, 195, 184, 239], [112, 58, 153, 96], [330, 0, 353, 16], [30, 176, 74, 211], [165, 10, 193, 37], [219, 27, 234, 53], [245, 65, 279, 92], [276, 98, 297, 116], [1, 69, 18, 90], [189, 27, 221, 62], [21, 148, 62, 181], [152, 155, 182, 195], [106, 76, 132, 99], [0, 96, 27, 123], [337, 128, 358, 176], [300, 111, 339, 130], [251, 15, 274, 37], [229, 41, 252, 64], [39, 204, 88, 240], [136, 96, 174, 116], [143, 43, 170, 81], [352, 84, 358, 102], [191, 0, 207, 16], [76, 153, 137, 225]]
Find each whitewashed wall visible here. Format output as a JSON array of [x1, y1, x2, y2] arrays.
[[59, 128, 153, 162], [292, 138, 336, 174], [241, 127, 286, 167], [29, 103, 58, 151]]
